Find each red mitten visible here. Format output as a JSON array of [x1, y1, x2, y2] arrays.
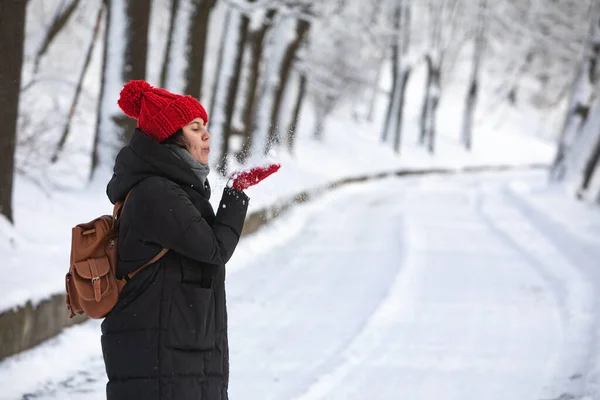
[[230, 164, 281, 191]]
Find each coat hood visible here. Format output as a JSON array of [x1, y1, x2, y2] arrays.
[[106, 129, 210, 204]]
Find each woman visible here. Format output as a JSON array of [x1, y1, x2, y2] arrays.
[[101, 80, 279, 400]]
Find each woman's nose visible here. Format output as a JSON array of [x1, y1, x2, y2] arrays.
[[203, 130, 211, 141]]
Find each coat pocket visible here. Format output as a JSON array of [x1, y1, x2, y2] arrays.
[[166, 284, 216, 351]]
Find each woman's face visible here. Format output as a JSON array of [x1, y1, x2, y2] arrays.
[[181, 117, 210, 164]]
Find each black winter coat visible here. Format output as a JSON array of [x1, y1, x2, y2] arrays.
[[101, 129, 249, 400]]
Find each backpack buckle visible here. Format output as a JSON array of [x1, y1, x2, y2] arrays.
[[91, 277, 102, 302]]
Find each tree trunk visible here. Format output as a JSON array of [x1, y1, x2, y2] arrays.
[[550, 3, 600, 180], [462, 80, 477, 151], [381, 3, 401, 142], [419, 55, 433, 145], [237, 8, 276, 164], [92, 0, 150, 178], [122, 0, 150, 137], [265, 18, 311, 155], [461, 0, 486, 151], [52, 3, 104, 164], [217, 12, 250, 175], [393, 67, 412, 154], [184, 0, 217, 99], [209, 8, 232, 114], [391, 0, 412, 154], [286, 73, 307, 154], [0, 0, 27, 223], [159, 0, 179, 88], [579, 129, 600, 194], [427, 66, 441, 154], [161, 0, 216, 98]]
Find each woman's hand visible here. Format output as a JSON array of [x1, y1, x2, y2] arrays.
[[229, 164, 281, 191]]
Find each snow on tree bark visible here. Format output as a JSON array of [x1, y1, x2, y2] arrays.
[[161, 0, 216, 99], [381, 2, 402, 144], [286, 73, 307, 154], [209, 7, 232, 114], [579, 131, 600, 196], [551, 2, 600, 182], [217, 8, 251, 175], [418, 0, 459, 154], [392, 0, 412, 154], [238, 8, 277, 164], [92, 0, 149, 177], [265, 18, 310, 155], [209, 8, 242, 170], [461, 0, 487, 151], [184, 0, 216, 100], [393, 67, 411, 154], [251, 15, 292, 158]]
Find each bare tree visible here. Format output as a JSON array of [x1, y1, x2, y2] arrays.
[[381, 0, 402, 143], [185, 0, 217, 99], [237, 8, 277, 163], [391, 0, 412, 154], [209, 7, 232, 114], [550, 1, 600, 181], [92, 0, 150, 178], [418, 0, 461, 154], [159, 0, 179, 88], [217, 7, 252, 174], [461, 0, 487, 151], [0, 0, 27, 223], [32, 0, 82, 75], [160, 0, 218, 99], [51, 2, 105, 163], [481, 0, 591, 123], [265, 17, 311, 154], [579, 132, 600, 196], [249, 14, 290, 158], [303, 23, 366, 142], [285, 73, 307, 153]]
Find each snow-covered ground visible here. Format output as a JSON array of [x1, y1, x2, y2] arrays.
[[2, 170, 600, 400]]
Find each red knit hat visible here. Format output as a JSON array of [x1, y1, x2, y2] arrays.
[[117, 80, 208, 142]]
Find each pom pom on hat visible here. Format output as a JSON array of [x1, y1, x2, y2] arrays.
[[118, 80, 152, 118], [117, 80, 209, 142]]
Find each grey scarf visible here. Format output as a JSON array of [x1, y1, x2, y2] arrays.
[[165, 144, 210, 186]]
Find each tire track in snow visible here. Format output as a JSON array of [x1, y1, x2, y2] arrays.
[[226, 179, 409, 400], [475, 182, 595, 400], [499, 184, 600, 399], [288, 206, 419, 400], [292, 176, 565, 400]]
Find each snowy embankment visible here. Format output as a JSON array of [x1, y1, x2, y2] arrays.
[[1, 171, 599, 400]]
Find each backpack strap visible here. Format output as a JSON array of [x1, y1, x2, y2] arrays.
[[114, 184, 169, 282], [112, 189, 136, 221], [125, 248, 169, 282]]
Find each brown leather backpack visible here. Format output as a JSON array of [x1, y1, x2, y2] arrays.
[[65, 189, 168, 319]]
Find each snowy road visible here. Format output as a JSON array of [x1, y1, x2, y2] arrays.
[[1, 171, 597, 400]]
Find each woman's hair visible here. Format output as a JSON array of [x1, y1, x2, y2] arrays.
[[162, 128, 189, 149]]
